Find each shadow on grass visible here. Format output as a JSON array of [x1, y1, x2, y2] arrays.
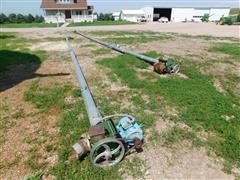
[[0, 35, 15, 39], [0, 50, 69, 92]]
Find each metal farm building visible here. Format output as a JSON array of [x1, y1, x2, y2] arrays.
[[119, 7, 230, 22]]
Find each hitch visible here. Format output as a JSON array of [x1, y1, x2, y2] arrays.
[[66, 37, 143, 168]]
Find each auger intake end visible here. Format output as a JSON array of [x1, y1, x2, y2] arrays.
[[153, 59, 180, 74]]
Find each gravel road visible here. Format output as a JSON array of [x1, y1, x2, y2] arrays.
[[1, 22, 239, 38]]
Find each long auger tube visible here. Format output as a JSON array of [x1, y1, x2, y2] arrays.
[[66, 36, 102, 126], [74, 31, 158, 65], [74, 31, 180, 74]]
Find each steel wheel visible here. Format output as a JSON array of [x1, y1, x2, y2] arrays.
[[90, 137, 125, 168]]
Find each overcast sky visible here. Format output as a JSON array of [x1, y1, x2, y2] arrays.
[[0, 0, 239, 15]]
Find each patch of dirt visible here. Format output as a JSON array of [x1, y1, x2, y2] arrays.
[[213, 79, 226, 93], [29, 41, 67, 52], [202, 62, 231, 76], [153, 118, 175, 134], [140, 146, 234, 180]]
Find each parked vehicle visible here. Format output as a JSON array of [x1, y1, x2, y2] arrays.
[[137, 16, 147, 22], [158, 17, 169, 23]]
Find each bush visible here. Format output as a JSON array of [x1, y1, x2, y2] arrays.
[[8, 13, 17, 23], [97, 13, 114, 21], [35, 15, 44, 23], [16, 14, 25, 23], [0, 13, 8, 23]]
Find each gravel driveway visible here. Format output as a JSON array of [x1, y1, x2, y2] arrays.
[[1, 22, 239, 38]]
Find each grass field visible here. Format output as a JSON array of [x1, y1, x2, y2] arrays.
[[0, 23, 59, 28], [0, 31, 239, 179], [68, 20, 135, 27]]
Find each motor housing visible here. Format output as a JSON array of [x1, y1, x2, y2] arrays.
[[116, 116, 143, 147]]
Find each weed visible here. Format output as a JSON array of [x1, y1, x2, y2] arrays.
[[23, 172, 43, 180], [92, 48, 111, 55], [81, 43, 96, 48], [223, 160, 234, 174], [12, 108, 25, 119], [24, 80, 71, 110], [25, 147, 46, 171], [122, 157, 146, 178], [209, 43, 240, 59]]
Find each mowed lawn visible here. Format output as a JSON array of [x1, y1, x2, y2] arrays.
[[0, 23, 59, 28]]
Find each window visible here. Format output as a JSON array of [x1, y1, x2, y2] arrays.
[[193, 16, 203, 18], [58, 0, 71, 4], [76, 11, 82, 15]]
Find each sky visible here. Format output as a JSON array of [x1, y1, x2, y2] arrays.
[[0, 0, 239, 15]]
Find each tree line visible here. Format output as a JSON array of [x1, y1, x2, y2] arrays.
[[0, 13, 44, 24]]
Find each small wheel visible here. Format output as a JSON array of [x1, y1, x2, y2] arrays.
[[90, 137, 125, 168]]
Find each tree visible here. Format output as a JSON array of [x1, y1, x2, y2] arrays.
[[0, 13, 8, 23], [16, 14, 25, 23], [8, 13, 17, 23], [98, 13, 104, 21], [25, 14, 35, 23]]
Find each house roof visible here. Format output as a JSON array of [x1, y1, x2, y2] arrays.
[[41, 0, 88, 10], [121, 10, 145, 15]]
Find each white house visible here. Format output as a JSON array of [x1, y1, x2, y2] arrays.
[[41, 0, 96, 23], [112, 12, 120, 21], [120, 10, 145, 22]]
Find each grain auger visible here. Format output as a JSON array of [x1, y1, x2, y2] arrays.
[[74, 31, 180, 74], [66, 37, 143, 168]]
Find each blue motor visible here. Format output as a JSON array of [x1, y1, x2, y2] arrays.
[[116, 116, 143, 150]]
